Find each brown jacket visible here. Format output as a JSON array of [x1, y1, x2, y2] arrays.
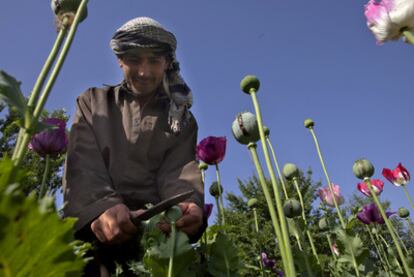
[[63, 84, 203, 232]]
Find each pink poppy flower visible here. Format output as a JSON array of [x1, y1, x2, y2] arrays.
[[364, 0, 414, 44], [332, 242, 340, 256], [196, 136, 226, 165], [28, 118, 68, 157], [357, 179, 384, 197], [318, 184, 344, 207], [382, 163, 410, 187]]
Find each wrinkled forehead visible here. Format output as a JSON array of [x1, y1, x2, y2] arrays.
[[119, 48, 169, 59]]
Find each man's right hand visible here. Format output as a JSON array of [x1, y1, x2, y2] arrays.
[[90, 203, 144, 244]]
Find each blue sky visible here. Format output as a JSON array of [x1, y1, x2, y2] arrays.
[[1, 1, 414, 219]]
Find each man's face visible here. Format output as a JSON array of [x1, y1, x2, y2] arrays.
[[118, 49, 169, 97]]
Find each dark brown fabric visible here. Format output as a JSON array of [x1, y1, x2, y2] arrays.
[[62, 84, 204, 232]]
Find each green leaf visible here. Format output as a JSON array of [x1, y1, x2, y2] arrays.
[[207, 231, 241, 277], [0, 70, 27, 117], [0, 188, 86, 276], [0, 156, 26, 193]]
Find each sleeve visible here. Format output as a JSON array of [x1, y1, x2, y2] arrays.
[[62, 89, 123, 232], [156, 115, 204, 209]]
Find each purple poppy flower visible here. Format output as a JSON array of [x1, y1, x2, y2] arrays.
[[196, 136, 226, 165], [261, 252, 276, 269], [204, 203, 213, 219], [29, 118, 68, 157], [357, 203, 396, 225]]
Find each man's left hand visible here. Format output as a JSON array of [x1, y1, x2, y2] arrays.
[[158, 202, 203, 236]]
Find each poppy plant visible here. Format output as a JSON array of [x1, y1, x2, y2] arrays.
[[196, 136, 226, 165], [357, 179, 384, 197], [318, 184, 344, 207], [382, 163, 410, 187], [364, 0, 414, 44], [357, 203, 396, 224], [29, 118, 68, 158]]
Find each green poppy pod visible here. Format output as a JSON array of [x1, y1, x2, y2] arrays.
[[51, 0, 88, 23], [209, 182, 223, 198], [263, 126, 270, 137], [398, 207, 410, 218], [353, 159, 375, 180], [318, 217, 329, 231], [247, 198, 258, 209], [231, 112, 260, 145], [164, 205, 182, 222], [240, 75, 260, 94], [304, 118, 314, 129], [282, 163, 299, 180], [283, 199, 302, 218], [198, 162, 208, 171]]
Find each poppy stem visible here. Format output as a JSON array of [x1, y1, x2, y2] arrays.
[[247, 142, 289, 276], [365, 178, 412, 277], [39, 154, 51, 198], [401, 185, 414, 212], [215, 164, 226, 225], [168, 221, 176, 277], [365, 225, 389, 272], [13, 24, 69, 160], [265, 137, 289, 200], [307, 127, 346, 229], [12, 0, 89, 167], [249, 90, 296, 277], [293, 177, 319, 264], [252, 208, 266, 277]]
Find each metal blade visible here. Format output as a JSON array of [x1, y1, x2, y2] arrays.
[[130, 189, 194, 225]]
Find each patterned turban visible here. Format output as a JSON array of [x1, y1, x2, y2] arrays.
[[110, 17, 193, 135]]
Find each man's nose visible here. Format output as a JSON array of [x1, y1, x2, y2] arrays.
[[137, 62, 150, 77]]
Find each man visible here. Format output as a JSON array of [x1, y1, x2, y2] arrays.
[[63, 17, 204, 275]]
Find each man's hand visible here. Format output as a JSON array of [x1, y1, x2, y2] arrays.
[[90, 203, 144, 244], [160, 202, 203, 236]]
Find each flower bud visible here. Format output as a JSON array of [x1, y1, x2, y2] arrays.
[[240, 75, 260, 94], [398, 207, 410, 218], [231, 112, 260, 145], [247, 198, 258, 209], [353, 159, 375, 180], [263, 126, 270, 137], [304, 118, 314, 129], [209, 182, 223, 198], [283, 199, 302, 218], [282, 163, 299, 180], [164, 205, 182, 222], [51, 0, 88, 30], [318, 217, 329, 231], [198, 162, 208, 171]]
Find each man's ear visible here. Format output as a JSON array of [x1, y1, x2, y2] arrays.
[[117, 55, 124, 67]]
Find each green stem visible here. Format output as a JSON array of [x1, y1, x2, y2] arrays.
[[266, 137, 289, 199], [248, 143, 289, 276], [326, 234, 337, 261], [215, 164, 226, 225], [39, 155, 51, 198], [249, 92, 296, 277], [12, 19, 69, 160], [402, 29, 414, 45], [13, 0, 89, 167], [366, 225, 389, 272], [389, 221, 409, 255], [214, 196, 221, 225], [402, 186, 414, 212], [378, 231, 403, 274], [293, 178, 320, 263], [406, 218, 414, 240], [168, 221, 176, 277], [253, 208, 266, 277], [366, 178, 412, 277], [308, 128, 346, 229]]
